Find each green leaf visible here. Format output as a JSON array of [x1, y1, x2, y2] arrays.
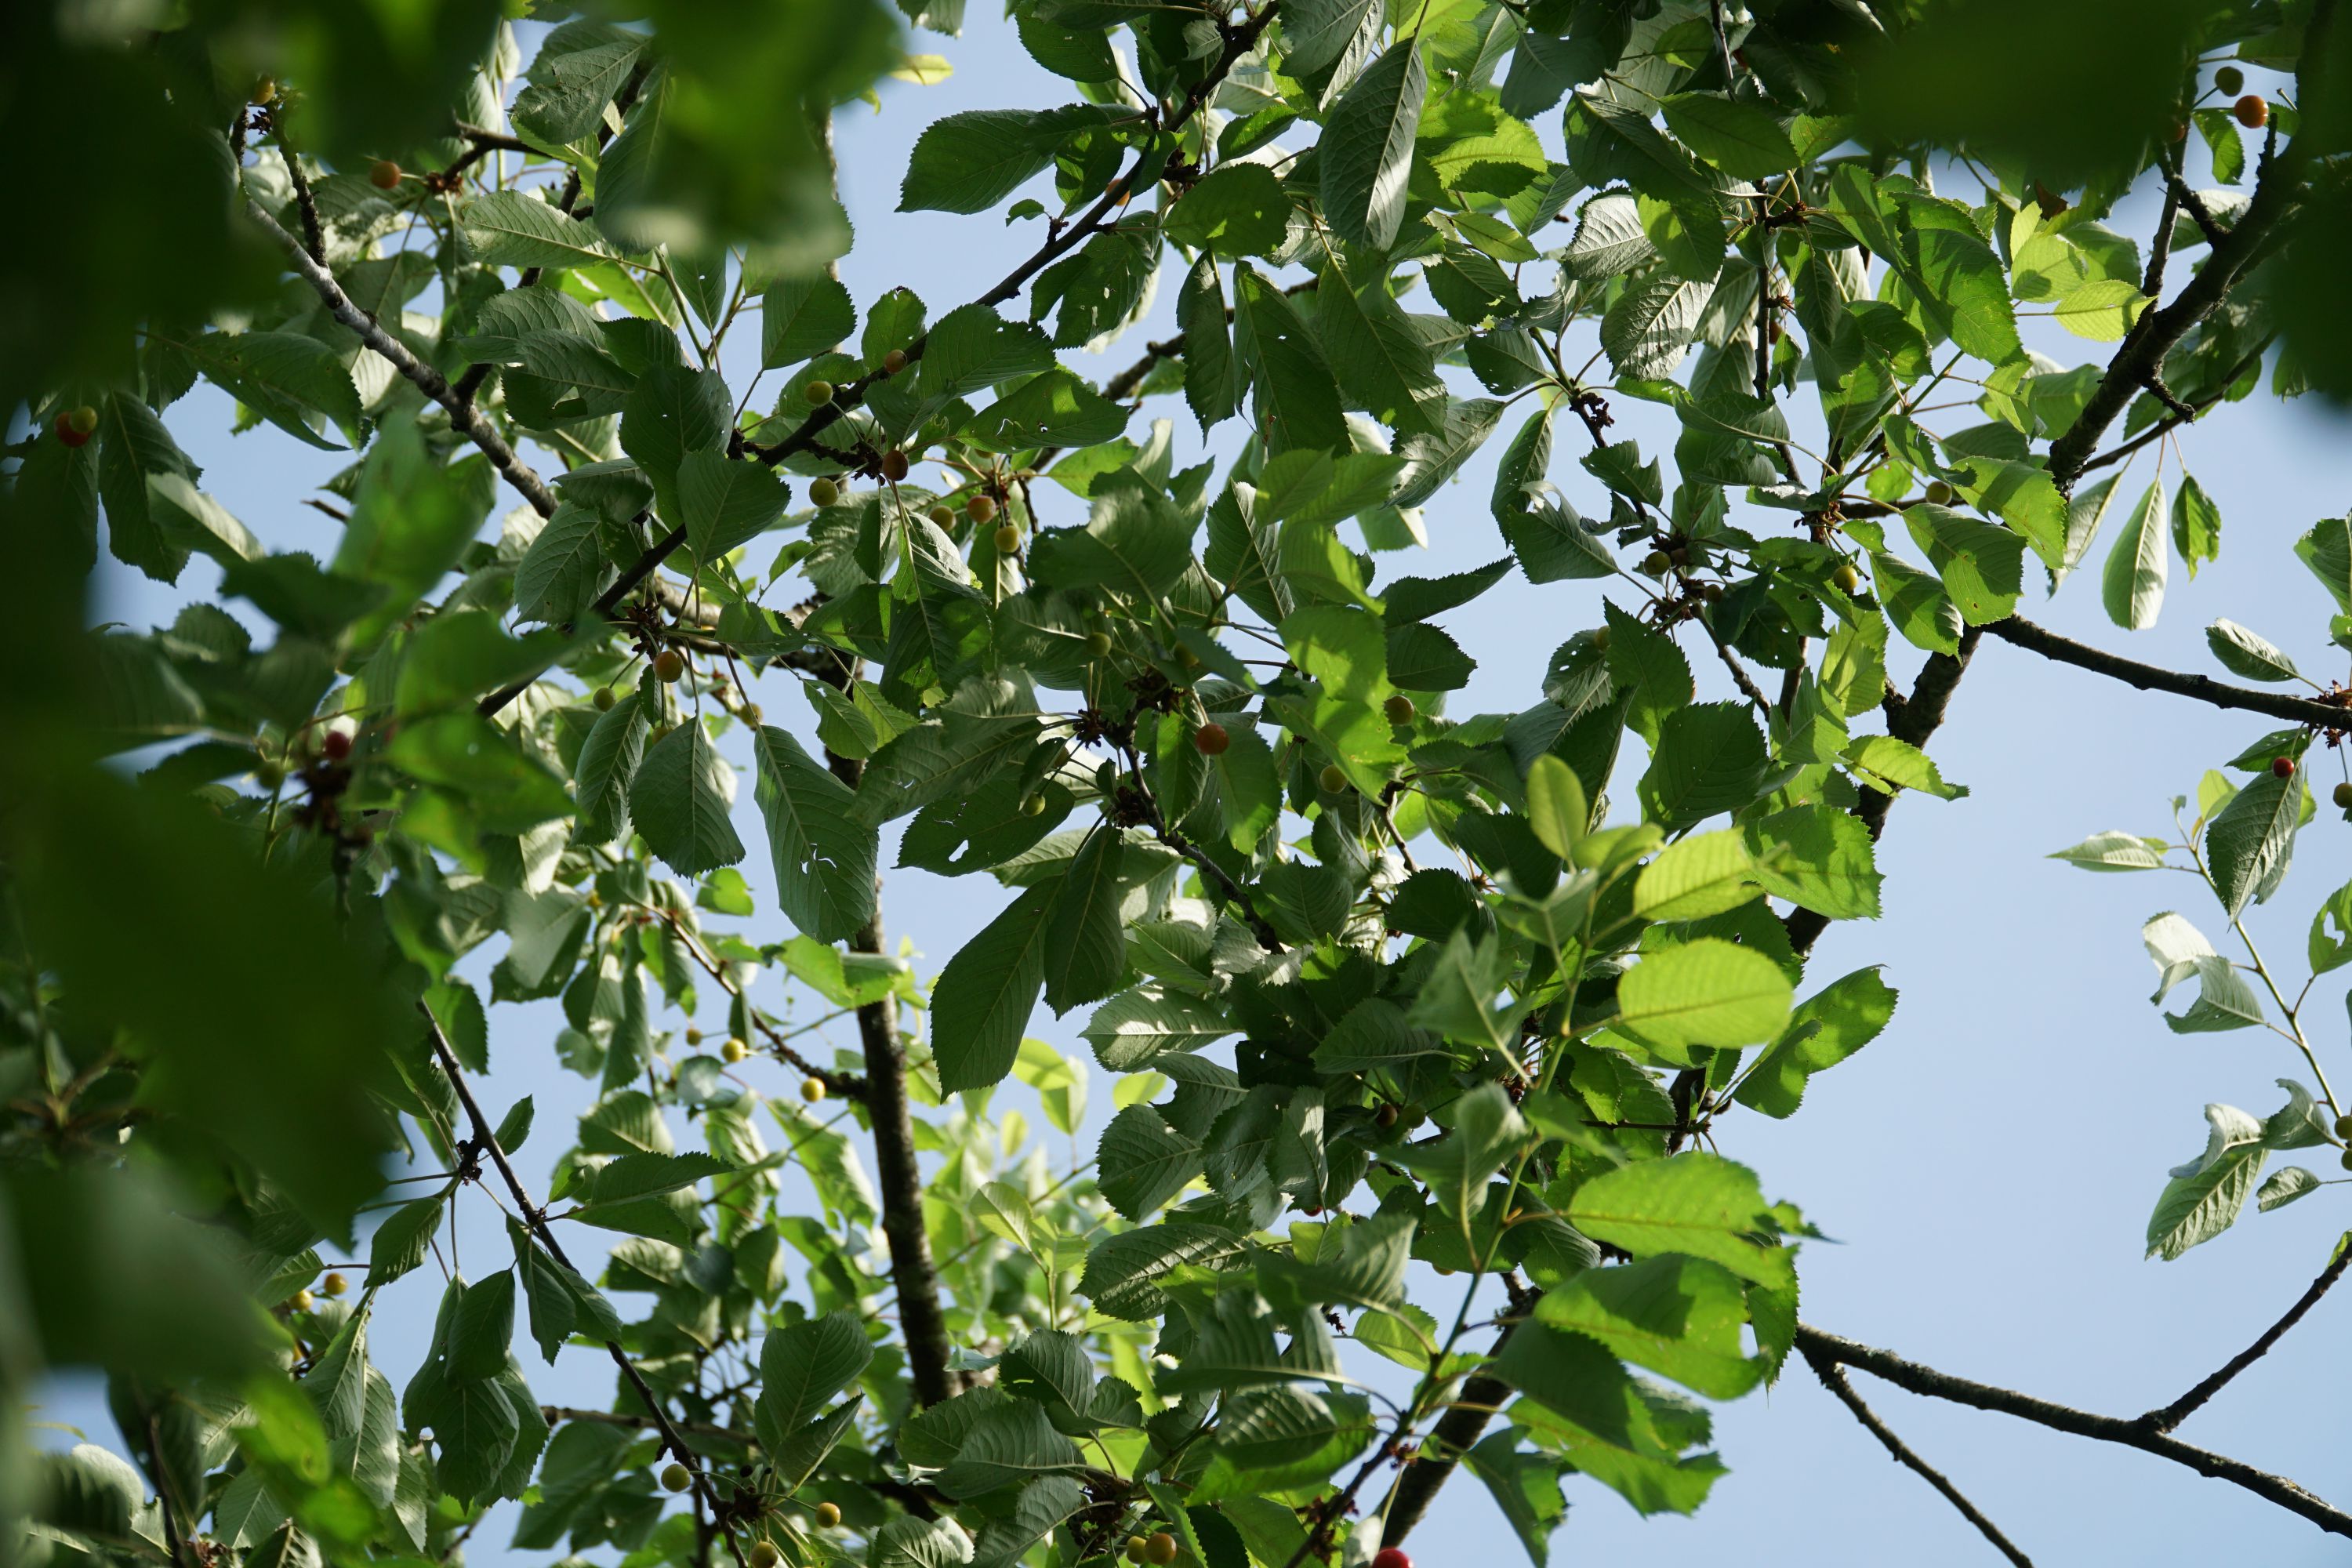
[[1178, 256, 1239, 433], [1316, 256, 1445, 438], [934, 1401, 1085, 1497], [1044, 826, 1127, 1013], [1537, 1254, 1765, 1398], [513, 503, 612, 626], [678, 449, 789, 560], [630, 721, 747, 877], [1614, 938, 1794, 1062], [761, 275, 855, 369], [1319, 39, 1425, 250], [1602, 274, 1715, 381], [1842, 735, 1966, 800], [754, 1311, 873, 1451], [2295, 517, 2352, 614], [1904, 503, 2025, 624], [446, 1272, 517, 1383], [1733, 968, 1898, 1118], [900, 109, 1058, 214], [1166, 163, 1292, 256], [1312, 998, 1446, 1072], [1233, 264, 1348, 455], [2205, 619, 2301, 683], [753, 725, 877, 942], [962, 366, 1128, 450], [1632, 830, 1758, 921], [2146, 1103, 2267, 1260], [2100, 479, 2169, 630], [932, 884, 1057, 1091], [2206, 768, 2301, 918], [462, 191, 614, 269], [1635, 702, 1766, 828], [1095, 1105, 1203, 1221], [1566, 1152, 1794, 1288], [1660, 93, 1798, 178], [368, 1196, 445, 1287], [2256, 1167, 2321, 1212], [1391, 1083, 1532, 1226], [2051, 278, 2149, 340], [1524, 755, 1588, 861], [2046, 829, 2168, 872], [2171, 474, 2222, 578]]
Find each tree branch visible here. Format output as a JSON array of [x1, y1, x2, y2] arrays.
[[2142, 1238, 2352, 1434], [2044, 100, 2314, 492], [419, 1005, 751, 1566], [1792, 1323, 2352, 1537], [1379, 1334, 1515, 1544], [1798, 1339, 2035, 1566], [1984, 616, 2352, 731], [245, 200, 561, 518]]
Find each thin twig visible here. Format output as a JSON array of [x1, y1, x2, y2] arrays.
[[245, 200, 561, 518], [2142, 1238, 2352, 1433], [1798, 1341, 2035, 1566], [1793, 1323, 2352, 1538], [419, 1005, 753, 1568]]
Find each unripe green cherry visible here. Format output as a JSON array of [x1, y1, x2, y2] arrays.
[[369, 159, 402, 190], [292, 1288, 314, 1311], [1084, 630, 1114, 659], [2335, 782, 2352, 810], [1021, 791, 1048, 816], [1376, 1103, 1399, 1128], [1125, 1538, 1149, 1564], [722, 1037, 749, 1063], [809, 477, 841, 508], [1145, 1534, 1178, 1565], [1590, 625, 1610, 652], [802, 1076, 827, 1104], [321, 1272, 348, 1297], [993, 523, 1022, 553], [685, 1027, 704, 1044], [1318, 764, 1348, 794], [1639, 550, 1671, 577], [1925, 480, 1955, 505], [2334, 1112, 2352, 1140], [967, 493, 998, 524], [804, 379, 834, 405], [928, 503, 955, 528], [815, 1503, 842, 1529], [661, 1463, 691, 1493], [883, 348, 909, 374], [1832, 562, 1864, 595], [2215, 64, 2244, 96], [750, 1544, 782, 1568], [593, 685, 617, 711], [2341, 1147, 2352, 1173], [654, 648, 687, 684], [1383, 694, 1415, 725], [256, 760, 287, 790], [1193, 722, 1230, 757]]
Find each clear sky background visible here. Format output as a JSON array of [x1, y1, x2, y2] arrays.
[[36, 10, 2352, 1566]]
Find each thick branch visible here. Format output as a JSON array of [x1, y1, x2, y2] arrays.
[[245, 201, 560, 518], [1798, 1340, 2035, 1566], [1380, 1334, 1515, 1544], [1793, 1324, 2352, 1537], [1780, 623, 1983, 958], [2044, 118, 2310, 492], [420, 1006, 750, 1565], [816, 725, 959, 1409], [1984, 616, 2352, 731], [2143, 1239, 2352, 1434]]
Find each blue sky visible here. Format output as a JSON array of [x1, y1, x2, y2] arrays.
[[38, 9, 2352, 1566]]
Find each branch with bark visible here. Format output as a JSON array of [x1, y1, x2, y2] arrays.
[[244, 200, 561, 520], [1797, 1338, 2035, 1566], [2141, 1240, 2352, 1434], [1984, 617, 2352, 731], [1791, 1323, 2352, 1537]]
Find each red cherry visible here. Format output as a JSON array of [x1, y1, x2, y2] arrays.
[[1193, 722, 1230, 757], [321, 728, 354, 762], [2234, 94, 2268, 129], [1372, 1551, 1411, 1568], [2271, 756, 2296, 779]]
